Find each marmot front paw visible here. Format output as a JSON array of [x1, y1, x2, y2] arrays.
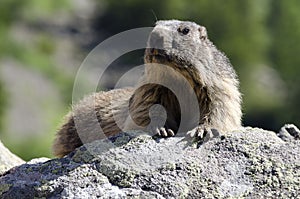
[[156, 127, 175, 137], [149, 126, 175, 137], [187, 125, 221, 143]]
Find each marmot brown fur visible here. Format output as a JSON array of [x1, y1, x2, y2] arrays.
[[53, 20, 242, 157]]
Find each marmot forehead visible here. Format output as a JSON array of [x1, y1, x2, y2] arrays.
[[154, 20, 207, 37], [155, 20, 200, 29]]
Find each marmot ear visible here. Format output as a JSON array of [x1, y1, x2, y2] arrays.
[[198, 26, 207, 40]]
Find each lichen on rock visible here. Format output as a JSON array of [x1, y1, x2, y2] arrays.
[[0, 126, 300, 198]]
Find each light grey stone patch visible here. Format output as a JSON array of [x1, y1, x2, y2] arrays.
[[1, 126, 300, 198]]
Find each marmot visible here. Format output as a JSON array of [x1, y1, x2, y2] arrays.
[[53, 20, 242, 157]]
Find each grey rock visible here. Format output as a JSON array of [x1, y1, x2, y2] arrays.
[[0, 140, 24, 175], [1, 126, 300, 198], [278, 123, 300, 141]]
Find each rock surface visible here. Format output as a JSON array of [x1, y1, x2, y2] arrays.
[[0, 140, 24, 175], [1, 126, 300, 198]]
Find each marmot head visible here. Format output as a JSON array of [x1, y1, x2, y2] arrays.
[[145, 20, 208, 68], [144, 20, 237, 86]]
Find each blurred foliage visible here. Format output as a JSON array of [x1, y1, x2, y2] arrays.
[[0, 0, 73, 104], [0, 0, 299, 160], [0, 81, 6, 131], [268, 0, 300, 125], [0, 0, 21, 137], [0, 0, 72, 160]]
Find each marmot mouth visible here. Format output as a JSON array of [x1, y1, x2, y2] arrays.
[[145, 48, 193, 68], [145, 48, 172, 63]]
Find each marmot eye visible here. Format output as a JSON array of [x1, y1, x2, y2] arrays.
[[182, 27, 190, 35], [177, 27, 190, 35]]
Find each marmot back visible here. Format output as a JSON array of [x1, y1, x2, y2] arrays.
[[53, 20, 242, 157]]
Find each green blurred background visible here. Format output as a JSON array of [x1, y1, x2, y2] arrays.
[[0, 0, 299, 160]]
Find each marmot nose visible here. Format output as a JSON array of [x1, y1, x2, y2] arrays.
[[149, 31, 164, 49]]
